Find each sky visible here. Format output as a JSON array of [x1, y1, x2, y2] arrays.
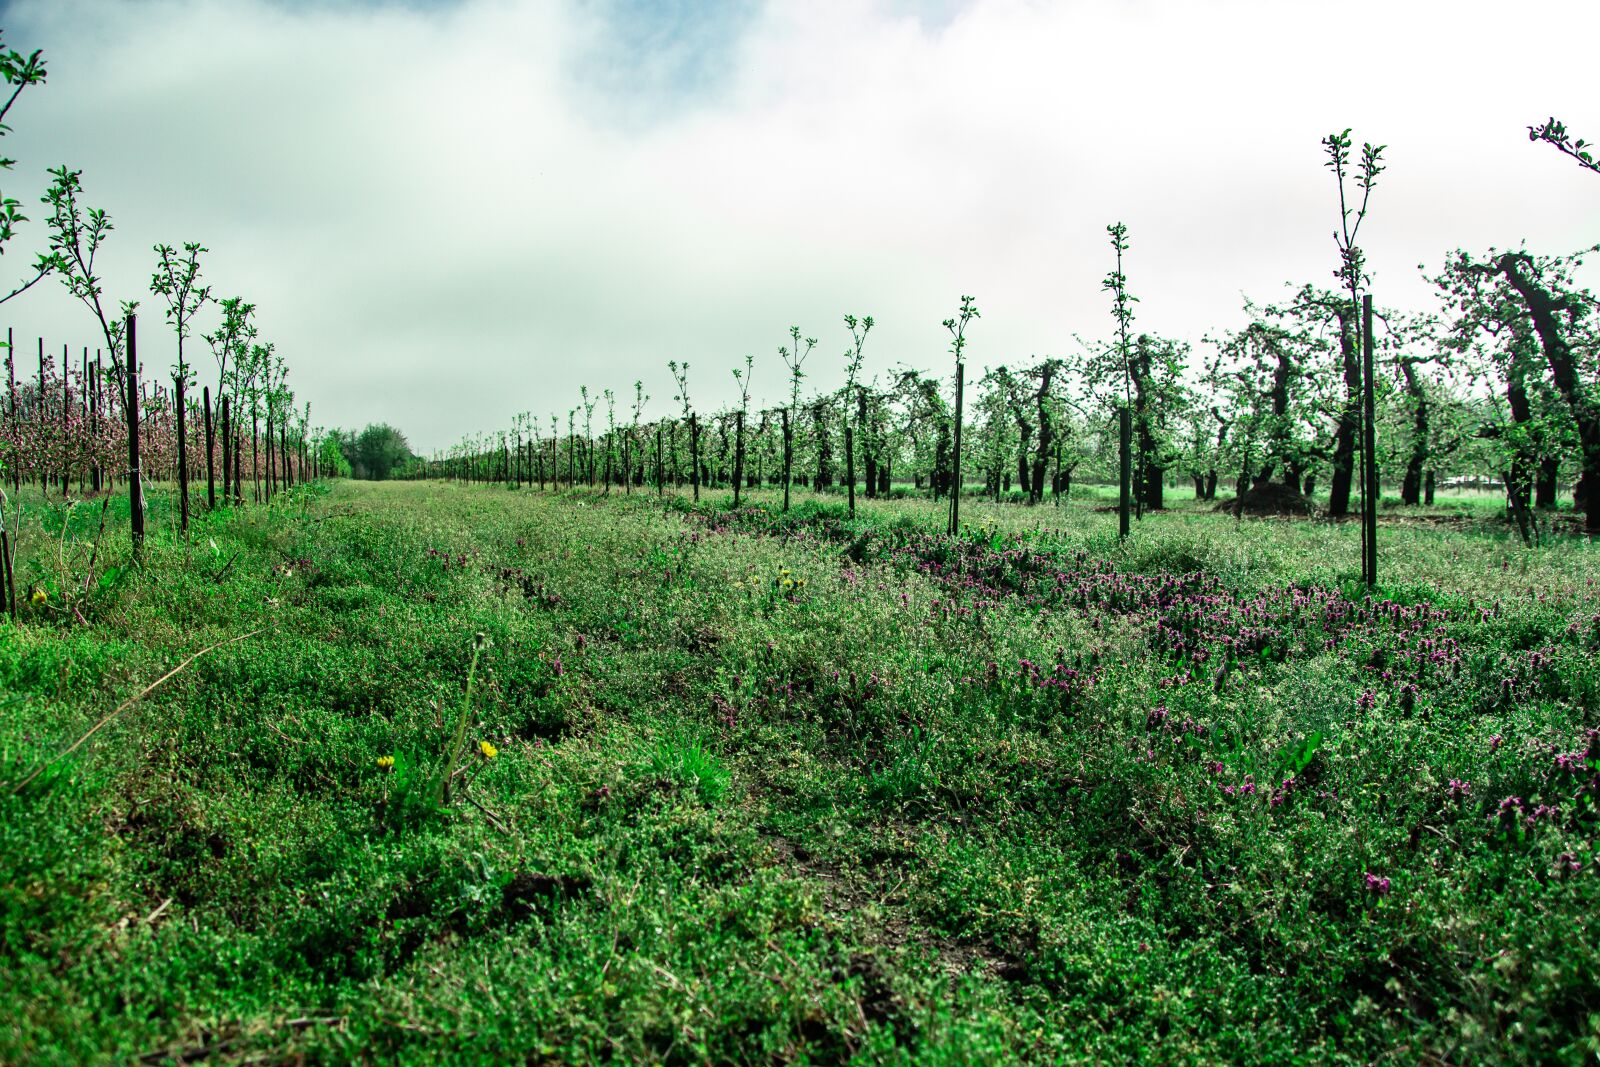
[[0, 0, 1596, 453]]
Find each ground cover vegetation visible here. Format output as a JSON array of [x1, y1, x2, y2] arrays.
[[1, 479, 1598, 1064], [2, 20, 1599, 1065]]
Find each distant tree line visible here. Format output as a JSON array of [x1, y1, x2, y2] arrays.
[[320, 423, 414, 481]]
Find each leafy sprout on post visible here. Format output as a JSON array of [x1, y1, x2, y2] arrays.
[[942, 297, 978, 533], [731, 354, 755, 505], [151, 243, 212, 384], [944, 296, 978, 366], [778, 327, 815, 511], [668, 359, 692, 423], [1323, 127, 1386, 581], [732, 353, 755, 416], [1102, 224, 1136, 410], [152, 242, 213, 528], [1322, 128, 1386, 301], [630, 379, 648, 474], [843, 313, 873, 399], [42, 166, 138, 385], [842, 314, 875, 515], [201, 296, 257, 407], [779, 326, 815, 411], [631, 379, 648, 427], [602, 388, 616, 489]]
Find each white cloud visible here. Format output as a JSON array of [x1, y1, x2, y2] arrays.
[[1, 0, 1596, 451]]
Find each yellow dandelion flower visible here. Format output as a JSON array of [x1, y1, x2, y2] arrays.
[[30, 588, 46, 605], [376, 755, 395, 771], [478, 740, 498, 760], [781, 578, 794, 589], [796, 578, 807, 589]]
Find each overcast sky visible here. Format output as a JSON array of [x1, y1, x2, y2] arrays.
[[1, 0, 1596, 452]]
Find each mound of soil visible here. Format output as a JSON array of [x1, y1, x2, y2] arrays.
[[1217, 481, 1319, 517]]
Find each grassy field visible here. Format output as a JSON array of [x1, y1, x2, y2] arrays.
[[2, 480, 1598, 1064]]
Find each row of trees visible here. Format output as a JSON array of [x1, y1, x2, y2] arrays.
[[0, 25, 330, 614], [422, 118, 1600, 546], [418, 250, 1597, 538], [1, 315, 319, 508]]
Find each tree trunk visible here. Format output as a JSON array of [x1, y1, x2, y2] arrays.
[[812, 402, 832, 491], [125, 316, 144, 555], [948, 363, 964, 534], [858, 393, 875, 500], [221, 395, 231, 504], [1503, 351, 1541, 525], [1131, 339, 1162, 512], [1327, 306, 1361, 518], [1118, 406, 1131, 539], [1487, 252, 1600, 534], [251, 411, 260, 503], [203, 387, 215, 509], [1535, 458, 1558, 509], [844, 425, 855, 518], [1031, 362, 1056, 505], [1506, 466, 1535, 546], [1398, 360, 1428, 506]]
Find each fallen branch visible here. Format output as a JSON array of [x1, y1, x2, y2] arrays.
[[9, 628, 262, 795], [136, 1015, 344, 1066], [266, 719, 308, 746], [210, 550, 242, 584], [81, 495, 113, 596], [463, 791, 511, 834]]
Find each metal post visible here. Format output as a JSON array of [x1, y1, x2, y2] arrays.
[[1363, 294, 1378, 587], [125, 315, 144, 555], [949, 362, 965, 535], [1119, 405, 1132, 541], [845, 425, 855, 520]]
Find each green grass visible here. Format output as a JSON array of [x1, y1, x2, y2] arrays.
[[1, 480, 1597, 1064]]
